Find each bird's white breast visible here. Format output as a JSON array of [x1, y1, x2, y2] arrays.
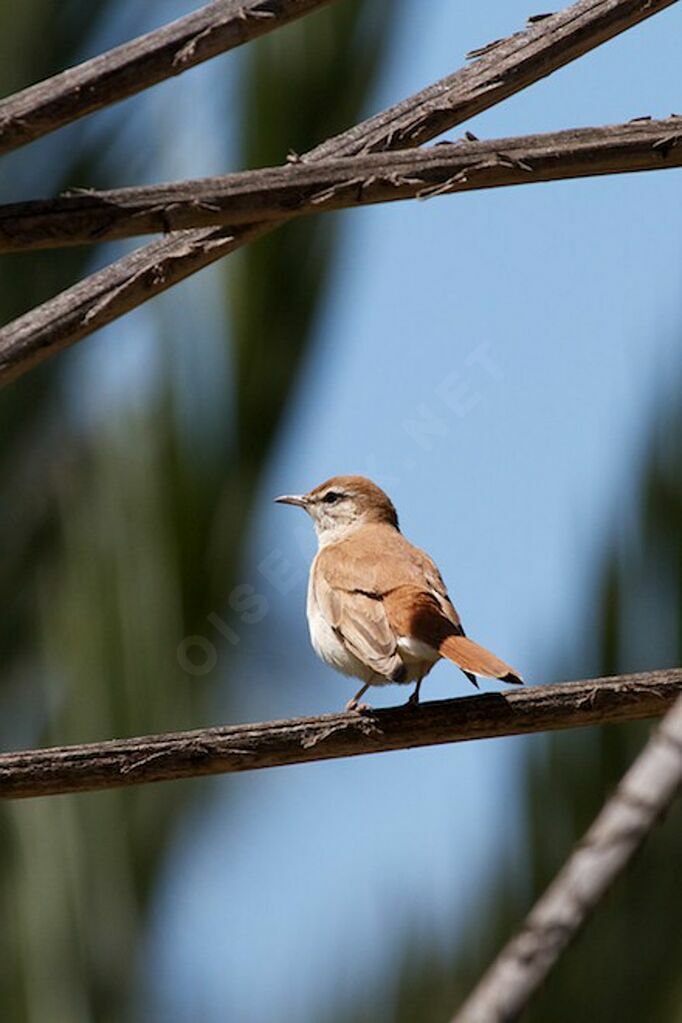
[[306, 561, 379, 683]]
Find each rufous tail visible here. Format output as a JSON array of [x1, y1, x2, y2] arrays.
[[439, 635, 523, 685]]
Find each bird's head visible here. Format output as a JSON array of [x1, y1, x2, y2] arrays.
[[275, 475, 399, 546]]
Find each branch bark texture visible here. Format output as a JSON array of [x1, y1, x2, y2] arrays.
[[0, 0, 335, 156], [452, 690, 682, 1023], [1, 118, 679, 251], [310, 0, 679, 159], [0, 670, 680, 800], [1, 0, 677, 385]]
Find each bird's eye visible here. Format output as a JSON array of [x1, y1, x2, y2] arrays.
[[322, 491, 343, 504]]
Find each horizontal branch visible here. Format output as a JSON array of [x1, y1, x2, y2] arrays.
[[1, 0, 675, 385], [2, 118, 680, 251], [0, 0, 333, 156], [452, 691, 682, 1022], [1, 669, 680, 800]]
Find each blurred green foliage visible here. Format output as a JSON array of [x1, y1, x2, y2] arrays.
[[0, 3, 392, 1020], [6, 6, 677, 1022]]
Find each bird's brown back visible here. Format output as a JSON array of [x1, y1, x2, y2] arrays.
[[315, 522, 462, 630]]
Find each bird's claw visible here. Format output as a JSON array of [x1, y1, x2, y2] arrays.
[[346, 699, 371, 713]]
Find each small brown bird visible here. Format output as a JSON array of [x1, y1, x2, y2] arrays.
[[275, 475, 522, 710]]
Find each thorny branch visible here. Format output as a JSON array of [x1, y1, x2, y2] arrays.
[[1, 0, 678, 385], [0, 0, 335, 156], [0, 670, 680, 800], [0, 118, 680, 251]]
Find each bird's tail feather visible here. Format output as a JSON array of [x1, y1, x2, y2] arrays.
[[439, 635, 523, 685]]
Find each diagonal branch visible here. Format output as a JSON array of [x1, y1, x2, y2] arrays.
[[0, 669, 680, 800], [309, 0, 679, 159], [0, 0, 677, 386], [451, 690, 682, 1023], [0, 0, 336, 157], [1, 117, 680, 252]]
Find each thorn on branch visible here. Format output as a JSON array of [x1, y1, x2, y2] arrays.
[[82, 257, 169, 326], [387, 172, 425, 189], [82, 267, 148, 324], [250, 0, 278, 17], [302, 711, 383, 748], [186, 234, 234, 257], [574, 687, 601, 709], [406, 114, 434, 141], [416, 170, 470, 199], [0, 114, 29, 139], [527, 12, 555, 24], [466, 37, 506, 60], [121, 738, 257, 774], [238, 1, 277, 20], [191, 199, 222, 214], [301, 722, 347, 749], [310, 176, 366, 206], [494, 152, 530, 172], [652, 132, 682, 154], [130, 201, 177, 234], [120, 748, 172, 774], [162, 200, 192, 233], [60, 186, 97, 197], [495, 153, 517, 169], [172, 27, 213, 68], [359, 127, 400, 155], [495, 150, 535, 171]]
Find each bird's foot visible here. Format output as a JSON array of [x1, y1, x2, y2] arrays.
[[405, 679, 423, 707], [346, 699, 371, 713]]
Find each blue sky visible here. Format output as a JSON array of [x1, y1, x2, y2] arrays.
[[66, 1, 682, 1019]]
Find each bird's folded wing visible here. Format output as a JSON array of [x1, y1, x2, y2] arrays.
[[318, 523, 463, 630], [410, 549, 463, 631], [383, 586, 460, 646], [313, 560, 403, 678]]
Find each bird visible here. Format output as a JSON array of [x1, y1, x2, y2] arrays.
[[275, 475, 522, 710]]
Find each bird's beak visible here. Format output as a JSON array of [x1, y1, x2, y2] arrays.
[[274, 493, 308, 508]]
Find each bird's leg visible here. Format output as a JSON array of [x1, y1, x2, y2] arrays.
[[406, 677, 423, 706], [346, 683, 370, 712]]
